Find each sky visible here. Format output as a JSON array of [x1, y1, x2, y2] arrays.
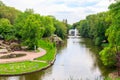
[[1, 0, 114, 24]]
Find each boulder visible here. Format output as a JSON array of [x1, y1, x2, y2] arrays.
[[109, 72, 119, 80], [21, 46, 28, 50], [10, 43, 21, 51], [50, 35, 63, 45], [0, 49, 8, 54]]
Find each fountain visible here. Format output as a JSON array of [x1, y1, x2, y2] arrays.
[[68, 28, 79, 38], [74, 28, 77, 36]]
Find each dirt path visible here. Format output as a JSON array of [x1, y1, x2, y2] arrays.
[[0, 48, 46, 63]]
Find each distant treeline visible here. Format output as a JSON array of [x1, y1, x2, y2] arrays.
[[0, 0, 72, 49], [73, 1, 120, 68]]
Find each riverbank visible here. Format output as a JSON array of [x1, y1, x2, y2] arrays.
[[0, 40, 56, 75]]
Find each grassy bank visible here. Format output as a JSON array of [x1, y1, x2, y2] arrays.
[[36, 40, 56, 62], [0, 40, 56, 75]]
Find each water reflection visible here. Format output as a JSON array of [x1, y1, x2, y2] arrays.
[[0, 37, 111, 80], [41, 37, 103, 80], [0, 76, 20, 80]]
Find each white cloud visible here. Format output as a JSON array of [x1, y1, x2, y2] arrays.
[[1, 0, 114, 24]]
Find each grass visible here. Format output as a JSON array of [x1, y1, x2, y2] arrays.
[[0, 39, 56, 75], [0, 61, 47, 75], [36, 40, 56, 63]]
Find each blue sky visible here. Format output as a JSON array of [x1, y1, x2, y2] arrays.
[[1, 0, 114, 24]]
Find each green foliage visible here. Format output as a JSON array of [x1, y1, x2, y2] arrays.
[[42, 16, 55, 37], [0, 18, 16, 41], [0, 5, 21, 24], [101, 43, 109, 48], [37, 40, 56, 62], [14, 13, 45, 49], [54, 19, 67, 39], [95, 37, 101, 46], [106, 1, 120, 53], [74, 12, 111, 46], [79, 20, 89, 37], [99, 47, 116, 66], [22, 15, 44, 49], [99, 1, 120, 67]]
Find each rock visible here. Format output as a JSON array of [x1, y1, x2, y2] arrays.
[[50, 35, 63, 45], [0, 46, 6, 49], [3, 41, 10, 45], [21, 46, 28, 50], [6, 46, 11, 52], [10, 43, 21, 51], [0, 40, 3, 44], [9, 54, 17, 58], [0, 49, 8, 54], [109, 72, 120, 80], [102, 40, 107, 43]]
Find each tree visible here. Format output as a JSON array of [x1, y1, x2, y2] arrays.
[[75, 12, 110, 46], [14, 12, 45, 49], [22, 15, 44, 49], [78, 20, 89, 38], [100, 2, 120, 67], [42, 16, 55, 37], [106, 2, 120, 53], [0, 6, 21, 24], [54, 20, 67, 39], [0, 18, 15, 41]]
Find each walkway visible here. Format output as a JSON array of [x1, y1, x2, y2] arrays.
[[0, 48, 46, 63]]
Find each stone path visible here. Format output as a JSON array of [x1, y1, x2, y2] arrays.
[[0, 48, 46, 63]]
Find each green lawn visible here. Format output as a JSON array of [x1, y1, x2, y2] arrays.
[[0, 61, 47, 74]]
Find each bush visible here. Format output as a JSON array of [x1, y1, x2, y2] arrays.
[[99, 47, 116, 67]]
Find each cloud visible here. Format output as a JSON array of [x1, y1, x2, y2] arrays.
[[1, 0, 113, 24]]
